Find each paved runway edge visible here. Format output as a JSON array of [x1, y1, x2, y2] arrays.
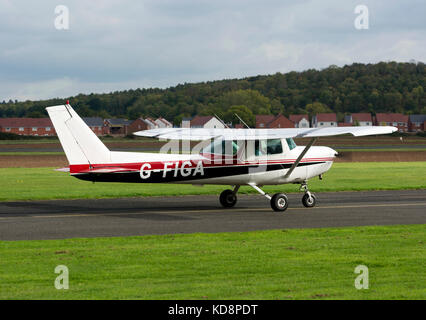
[[0, 190, 425, 240]]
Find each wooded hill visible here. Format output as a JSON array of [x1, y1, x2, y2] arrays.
[[1, 61, 424, 127]]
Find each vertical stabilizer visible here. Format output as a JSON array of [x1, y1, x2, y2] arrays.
[[46, 104, 110, 165]]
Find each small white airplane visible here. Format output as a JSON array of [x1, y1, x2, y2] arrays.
[[47, 104, 397, 211]]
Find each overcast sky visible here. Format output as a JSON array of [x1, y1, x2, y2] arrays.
[[0, 0, 424, 101]]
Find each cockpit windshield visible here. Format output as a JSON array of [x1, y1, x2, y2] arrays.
[[286, 138, 297, 150]]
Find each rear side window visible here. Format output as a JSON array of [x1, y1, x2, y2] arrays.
[[254, 139, 283, 155], [202, 139, 239, 155], [266, 139, 283, 154]]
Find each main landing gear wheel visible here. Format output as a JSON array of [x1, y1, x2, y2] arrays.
[[302, 193, 317, 208], [219, 189, 237, 208], [270, 193, 289, 212]]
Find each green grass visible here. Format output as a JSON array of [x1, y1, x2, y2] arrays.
[[0, 162, 425, 201], [0, 225, 424, 299]]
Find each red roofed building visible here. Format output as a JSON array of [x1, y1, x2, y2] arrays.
[[0, 118, 55, 136], [256, 115, 274, 128], [312, 113, 337, 128], [289, 114, 310, 128], [375, 113, 409, 132], [408, 115, 426, 132], [255, 114, 294, 128], [344, 113, 373, 126]]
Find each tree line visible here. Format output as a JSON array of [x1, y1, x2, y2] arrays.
[[0, 61, 424, 127]]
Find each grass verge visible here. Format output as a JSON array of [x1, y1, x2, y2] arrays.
[[0, 162, 425, 201], [0, 224, 424, 299]]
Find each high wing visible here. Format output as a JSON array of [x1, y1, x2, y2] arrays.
[[134, 126, 397, 141]]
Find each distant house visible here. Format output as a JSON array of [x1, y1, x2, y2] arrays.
[[312, 113, 337, 128], [408, 114, 426, 132], [143, 118, 157, 129], [344, 113, 373, 126], [190, 115, 224, 129], [255, 114, 294, 128], [0, 118, 55, 136], [82, 117, 104, 136], [375, 113, 409, 132], [104, 118, 132, 135], [181, 117, 191, 128], [155, 117, 173, 128], [256, 115, 274, 128], [289, 114, 310, 128], [337, 122, 352, 127]]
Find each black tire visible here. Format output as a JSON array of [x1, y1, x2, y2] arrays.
[[302, 193, 317, 208], [270, 193, 289, 212], [219, 189, 237, 208]]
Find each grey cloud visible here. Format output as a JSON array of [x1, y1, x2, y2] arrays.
[[0, 0, 424, 100]]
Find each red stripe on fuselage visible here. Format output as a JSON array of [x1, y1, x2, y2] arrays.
[[69, 157, 334, 174]]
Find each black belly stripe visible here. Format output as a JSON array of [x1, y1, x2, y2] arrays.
[[73, 162, 325, 183]]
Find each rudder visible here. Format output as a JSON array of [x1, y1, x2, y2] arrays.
[[46, 104, 110, 165]]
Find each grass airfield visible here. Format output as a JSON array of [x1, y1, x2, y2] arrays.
[[0, 225, 424, 299]]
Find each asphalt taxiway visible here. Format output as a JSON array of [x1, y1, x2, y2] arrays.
[[0, 190, 425, 240]]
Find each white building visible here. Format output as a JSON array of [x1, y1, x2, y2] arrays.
[[190, 115, 225, 129], [344, 113, 373, 126], [312, 113, 337, 128]]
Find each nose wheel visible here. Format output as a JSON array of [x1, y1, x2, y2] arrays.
[[302, 193, 317, 207], [300, 181, 317, 208]]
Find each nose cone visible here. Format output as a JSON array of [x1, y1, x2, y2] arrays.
[[322, 146, 338, 158]]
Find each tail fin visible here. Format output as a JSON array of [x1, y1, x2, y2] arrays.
[[46, 104, 110, 165]]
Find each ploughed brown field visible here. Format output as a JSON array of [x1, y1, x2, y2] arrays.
[[0, 135, 425, 151], [0, 151, 425, 168]]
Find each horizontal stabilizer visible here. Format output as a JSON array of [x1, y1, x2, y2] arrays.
[[75, 167, 141, 174]]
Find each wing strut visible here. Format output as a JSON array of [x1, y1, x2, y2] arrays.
[[283, 138, 317, 179]]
